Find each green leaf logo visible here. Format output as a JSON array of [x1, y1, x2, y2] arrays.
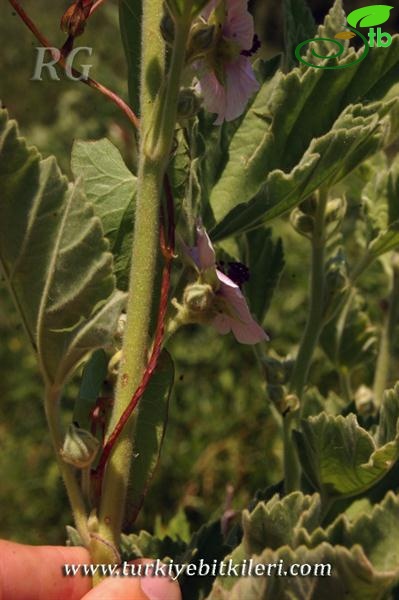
[[347, 5, 393, 28]]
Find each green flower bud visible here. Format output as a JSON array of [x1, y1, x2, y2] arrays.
[[290, 208, 314, 237], [177, 88, 202, 120], [299, 195, 318, 216], [183, 282, 215, 313], [186, 24, 216, 60], [355, 385, 376, 417], [325, 197, 346, 225], [160, 12, 175, 45], [60, 424, 100, 469]]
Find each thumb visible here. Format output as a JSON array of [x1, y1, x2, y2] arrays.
[[83, 559, 182, 600]]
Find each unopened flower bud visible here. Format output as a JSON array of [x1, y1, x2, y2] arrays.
[[299, 195, 318, 216], [290, 208, 314, 237], [160, 12, 175, 45], [325, 197, 346, 225], [187, 24, 216, 60], [177, 88, 202, 120], [60, 424, 100, 468], [183, 282, 215, 313], [355, 385, 376, 417]]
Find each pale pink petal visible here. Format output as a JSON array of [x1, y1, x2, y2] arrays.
[[223, 0, 255, 49], [230, 316, 268, 344], [197, 69, 227, 124], [196, 222, 216, 269], [224, 56, 259, 122], [216, 270, 269, 344], [212, 313, 232, 334]]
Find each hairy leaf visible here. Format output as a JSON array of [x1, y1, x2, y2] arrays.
[[294, 412, 399, 499], [209, 26, 399, 238], [242, 492, 321, 554], [208, 542, 397, 600], [71, 138, 136, 289], [212, 102, 388, 240], [0, 110, 125, 386]]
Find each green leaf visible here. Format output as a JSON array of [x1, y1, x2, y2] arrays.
[[294, 412, 399, 499], [376, 383, 399, 446], [124, 350, 174, 526], [208, 29, 399, 238], [71, 138, 136, 245], [242, 492, 321, 554], [119, 0, 142, 115], [244, 228, 285, 323], [211, 102, 388, 240], [120, 529, 186, 562], [0, 110, 125, 386], [367, 221, 399, 259], [320, 293, 377, 369], [207, 542, 398, 600], [299, 492, 399, 569], [388, 156, 399, 225], [282, 0, 316, 70], [71, 138, 136, 289], [347, 5, 393, 28]]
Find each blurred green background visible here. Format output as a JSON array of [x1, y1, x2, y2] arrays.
[[0, 0, 397, 545]]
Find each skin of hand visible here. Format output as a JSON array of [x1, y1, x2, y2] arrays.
[[0, 541, 182, 600]]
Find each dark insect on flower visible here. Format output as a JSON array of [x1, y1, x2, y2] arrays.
[[241, 34, 261, 57], [217, 260, 250, 288]]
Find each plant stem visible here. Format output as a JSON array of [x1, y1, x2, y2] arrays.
[[44, 386, 90, 546], [290, 189, 329, 400], [285, 189, 329, 492], [373, 256, 399, 406], [94, 1, 191, 559]]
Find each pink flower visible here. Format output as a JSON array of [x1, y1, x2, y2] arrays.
[[186, 223, 269, 344], [196, 0, 259, 124]]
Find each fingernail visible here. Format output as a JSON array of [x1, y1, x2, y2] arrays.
[[140, 575, 172, 600]]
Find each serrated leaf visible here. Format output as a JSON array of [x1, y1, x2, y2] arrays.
[[71, 138, 136, 238], [244, 228, 285, 323], [119, 0, 142, 115], [298, 492, 399, 577], [124, 350, 174, 526], [304, 0, 350, 66], [207, 542, 398, 600], [294, 412, 399, 499], [376, 383, 399, 446], [120, 529, 186, 562], [0, 110, 126, 386], [242, 492, 321, 555], [211, 102, 387, 240], [347, 5, 393, 28], [208, 31, 399, 239]]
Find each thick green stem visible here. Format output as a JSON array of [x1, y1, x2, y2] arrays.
[[44, 386, 90, 546], [94, 1, 191, 559], [290, 190, 329, 399], [373, 257, 399, 406], [285, 190, 329, 492]]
